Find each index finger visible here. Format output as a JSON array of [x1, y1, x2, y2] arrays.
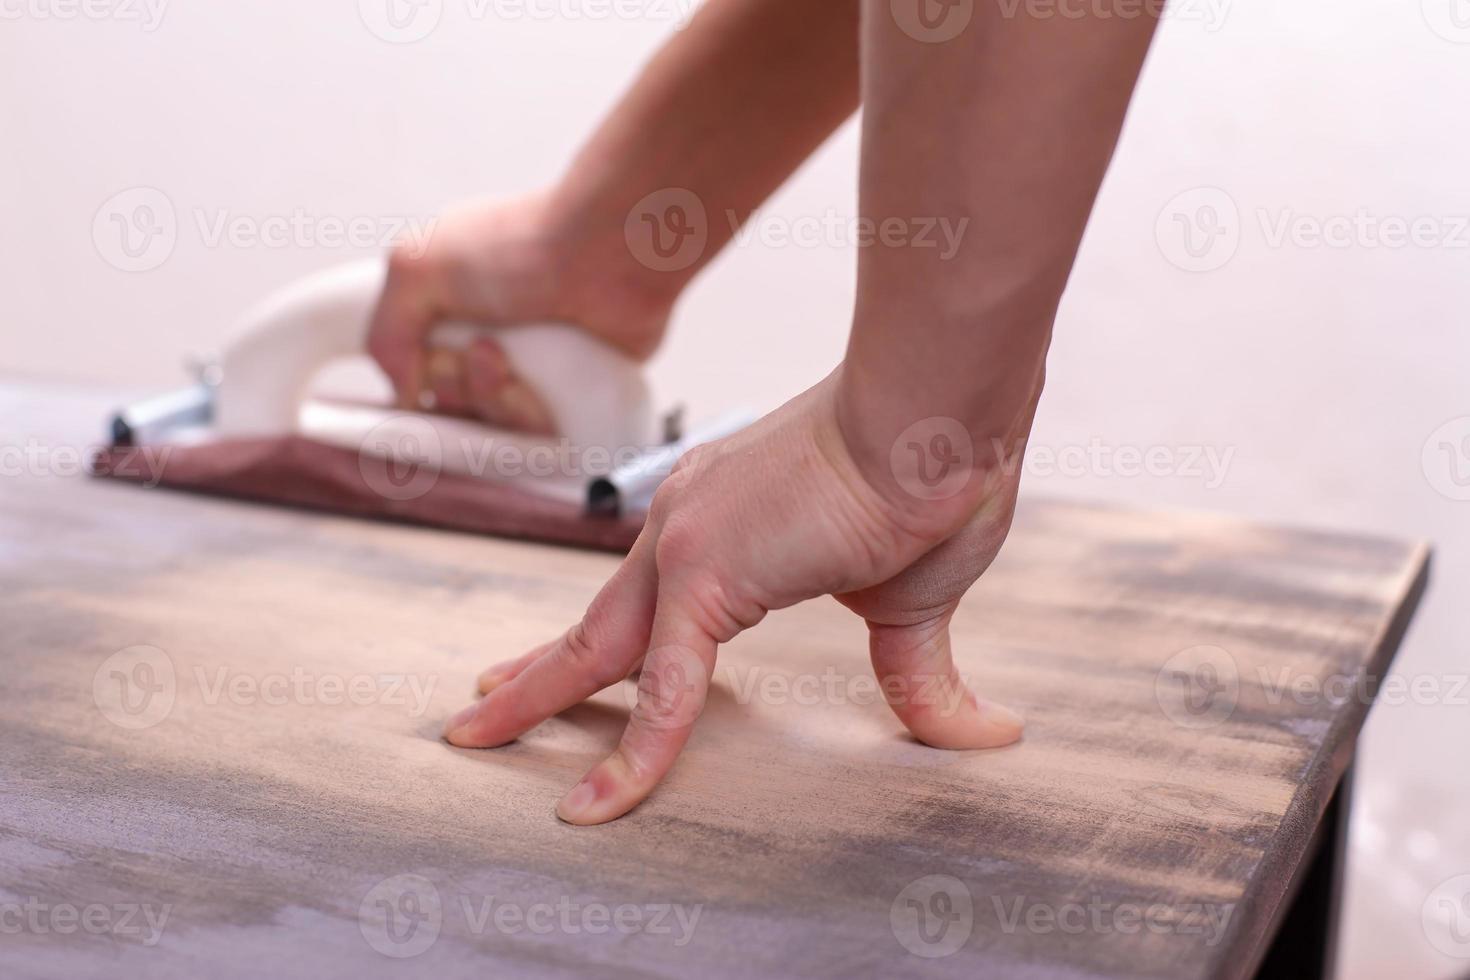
[[554, 583, 719, 826]]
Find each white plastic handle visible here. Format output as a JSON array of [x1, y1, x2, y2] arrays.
[[212, 258, 654, 465]]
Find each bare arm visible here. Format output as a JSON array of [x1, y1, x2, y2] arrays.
[[368, 0, 861, 411], [838, 2, 1161, 520], [544, 0, 863, 308]]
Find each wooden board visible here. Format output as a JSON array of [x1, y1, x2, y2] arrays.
[[0, 382, 1429, 979]]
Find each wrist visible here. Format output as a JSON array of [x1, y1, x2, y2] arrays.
[[535, 180, 688, 361], [830, 358, 1033, 541]]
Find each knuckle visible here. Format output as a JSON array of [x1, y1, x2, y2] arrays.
[[365, 328, 395, 367], [653, 526, 762, 642], [556, 619, 622, 688], [385, 241, 431, 281], [872, 628, 943, 676], [670, 572, 759, 645], [652, 516, 704, 575], [666, 440, 722, 493], [646, 479, 681, 526], [667, 450, 700, 483], [631, 650, 704, 731]]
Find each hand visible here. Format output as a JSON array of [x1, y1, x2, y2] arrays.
[[365, 192, 675, 432], [441, 369, 1026, 825]]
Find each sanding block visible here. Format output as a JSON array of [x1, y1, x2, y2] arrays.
[[94, 258, 750, 551]]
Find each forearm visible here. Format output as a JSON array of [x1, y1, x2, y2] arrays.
[[544, 0, 860, 300], [838, 3, 1160, 517]]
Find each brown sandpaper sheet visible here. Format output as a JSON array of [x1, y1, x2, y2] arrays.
[[91, 435, 643, 552]]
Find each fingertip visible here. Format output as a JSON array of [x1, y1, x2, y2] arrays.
[[555, 779, 600, 825], [474, 660, 517, 696], [368, 312, 428, 409], [555, 755, 644, 826], [476, 643, 555, 696], [382, 353, 415, 410], [475, 666, 504, 696], [988, 699, 1025, 733], [912, 694, 1024, 751], [442, 696, 518, 749], [442, 699, 481, 744]]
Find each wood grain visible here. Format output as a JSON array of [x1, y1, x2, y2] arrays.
[[0, 382, 1429, 979]]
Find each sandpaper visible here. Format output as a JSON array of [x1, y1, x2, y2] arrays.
[[91, 436, 643, 553]]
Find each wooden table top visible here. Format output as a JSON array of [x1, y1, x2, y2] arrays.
[[0, 382, 1429, 979]]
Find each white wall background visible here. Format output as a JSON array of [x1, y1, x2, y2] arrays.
[[3, 2, 1468, 975]]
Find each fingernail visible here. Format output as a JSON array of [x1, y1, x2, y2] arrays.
[[974, 698, 1025, 744], [984, 701, 1024, 728], [556, 780, 598, 823], [443, 702, 479, 743]]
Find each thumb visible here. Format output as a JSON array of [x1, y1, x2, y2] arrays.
[[867, 610, 1023, 750]]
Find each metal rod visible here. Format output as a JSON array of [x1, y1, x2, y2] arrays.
[[110, 385, 214, 447], [587, 408, 756, 517]]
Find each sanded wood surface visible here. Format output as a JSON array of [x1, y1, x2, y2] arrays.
[[0, 382, 1429, 979]]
